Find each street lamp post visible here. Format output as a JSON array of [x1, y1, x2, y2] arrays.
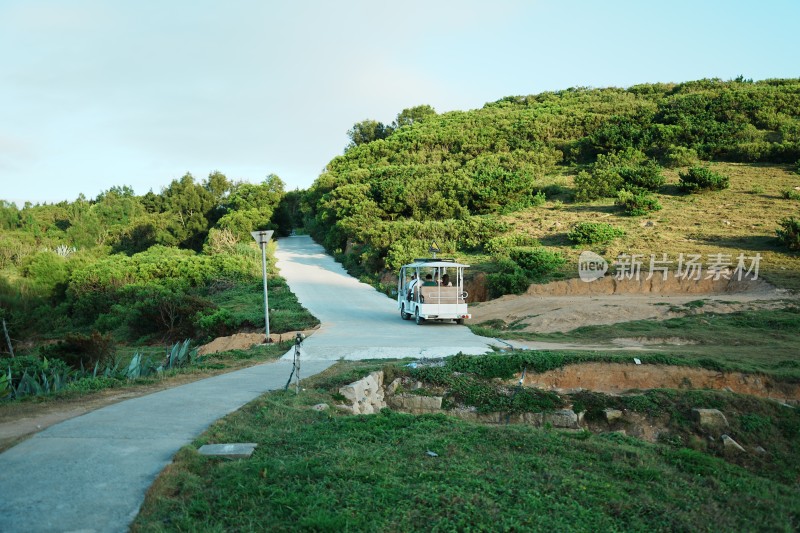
[[250, 230, 275, 343]]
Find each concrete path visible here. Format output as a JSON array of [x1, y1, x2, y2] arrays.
[[0, 235, 492, 533], [0, 358, 335, 533], [274, 235, 494, 360]]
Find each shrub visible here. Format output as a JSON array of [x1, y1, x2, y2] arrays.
[[776, 217, 800, 250], [567, 222, 625, 245], [679, 166, 730, 192], [615, 189, 663, 216], [40, 332, 116, 370], [665, 145, 699, 168], [487, 259, 529, 297], [508, 247, 565, 281], [574, 169, 622, 202], [781, 189, 800, 200], [530, 190, 547, 207], [618, 160, 665, 191]]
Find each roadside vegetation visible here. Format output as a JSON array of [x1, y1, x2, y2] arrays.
[[133, 359, 800, 532], [297, 78, 800, 293], [0, 172, 317, 403]]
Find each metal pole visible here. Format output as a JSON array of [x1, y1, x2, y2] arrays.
[[261, 242, 270, 343]]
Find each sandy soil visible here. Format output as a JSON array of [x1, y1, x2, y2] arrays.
[[470, 276, 795, 333]]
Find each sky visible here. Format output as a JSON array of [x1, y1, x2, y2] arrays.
[[1, 0, 798, 206]]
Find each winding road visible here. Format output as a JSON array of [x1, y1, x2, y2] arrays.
[[275, 235, 494, 360], [0, 235, 492, 533]]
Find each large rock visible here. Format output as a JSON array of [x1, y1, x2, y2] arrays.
[[692, 408, 729, 432], [544, 409, 580, 429], [603, 408, 623, 423], [339, 371, 386, 415], [387, 394, 443, 414]]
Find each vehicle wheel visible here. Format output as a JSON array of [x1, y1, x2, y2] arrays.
[[401, 304, 410, 320], [455, 318, 464, 325], [415, 308, 424, 325]]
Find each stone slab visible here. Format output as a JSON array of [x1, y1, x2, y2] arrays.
[[198, 443, 258, 458]]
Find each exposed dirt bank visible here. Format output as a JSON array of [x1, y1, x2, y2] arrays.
[[470, 277, 794, 333], [516, 362, 800, 403]]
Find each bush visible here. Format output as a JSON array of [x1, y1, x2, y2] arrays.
[[679, 166, 730, 192], [615, 189, 663, 216], [776, 217, 800, 250], [118, 282, 214, 341], [665, 145, 699, 168], [574, 169, 622, 202], [567, 222, 625, 245], [487, 259, 530, 297], [39, 332, 116, 370], [508, 247, 565, 281], [781, 189, 800, 200], [618, 160, 665, 191]]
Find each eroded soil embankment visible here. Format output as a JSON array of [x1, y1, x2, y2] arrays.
[[516, 363, 800, 402]]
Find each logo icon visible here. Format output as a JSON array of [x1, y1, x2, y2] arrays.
[[578, 251, 608, 282]]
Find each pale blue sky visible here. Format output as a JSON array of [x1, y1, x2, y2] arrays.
[[1, 0, 798, 205]]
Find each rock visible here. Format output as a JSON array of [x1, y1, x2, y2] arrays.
[[339, 371, 386, 415], [603, 408, 623, 423], [692, 408, 728, 431], [386, 378, 402, 395], [198, 443, 257, 459], [544, 409, 579, 429], [311, 403, 329, 411], [754, 446, 767, 455], [386, 394, 443, 414], [721, 434, 746, 454], [522, 412, 544, 425]]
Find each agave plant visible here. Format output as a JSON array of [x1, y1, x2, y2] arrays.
[[53, 244, 77, 257]]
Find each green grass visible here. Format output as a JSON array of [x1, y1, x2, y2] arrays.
[[132, 362, 800, 532], [471, 306, 800, 380], [452, 162, 800, 291], [206, 277, 319, 335]]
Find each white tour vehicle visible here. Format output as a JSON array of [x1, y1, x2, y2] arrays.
[[397, 258, 471, 325]]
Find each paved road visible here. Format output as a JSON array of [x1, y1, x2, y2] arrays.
[[0, 235, 492, 533], [0, 357, 335, 533], [274, 235, 494, 360]]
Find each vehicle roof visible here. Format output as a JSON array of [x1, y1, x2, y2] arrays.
[[403, 259, 470, 268]]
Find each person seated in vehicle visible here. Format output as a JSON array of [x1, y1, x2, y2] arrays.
[[422, 274, 437, 286], [440, 273, 452, 287], [406, 274, 418, 300]]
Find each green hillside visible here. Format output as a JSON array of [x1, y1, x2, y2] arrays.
[[302, 78, 800, 292]]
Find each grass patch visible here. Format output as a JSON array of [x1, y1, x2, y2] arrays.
[[471, 306, 800, 381], [133, 362, 800, 532], [459, 162, 800, 291], [205, 277, 319, 337]]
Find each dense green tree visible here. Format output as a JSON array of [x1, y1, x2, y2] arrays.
[[393, 105, 437, 128], [161, 173, 216, 251], [346, 120, 392, 149]]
